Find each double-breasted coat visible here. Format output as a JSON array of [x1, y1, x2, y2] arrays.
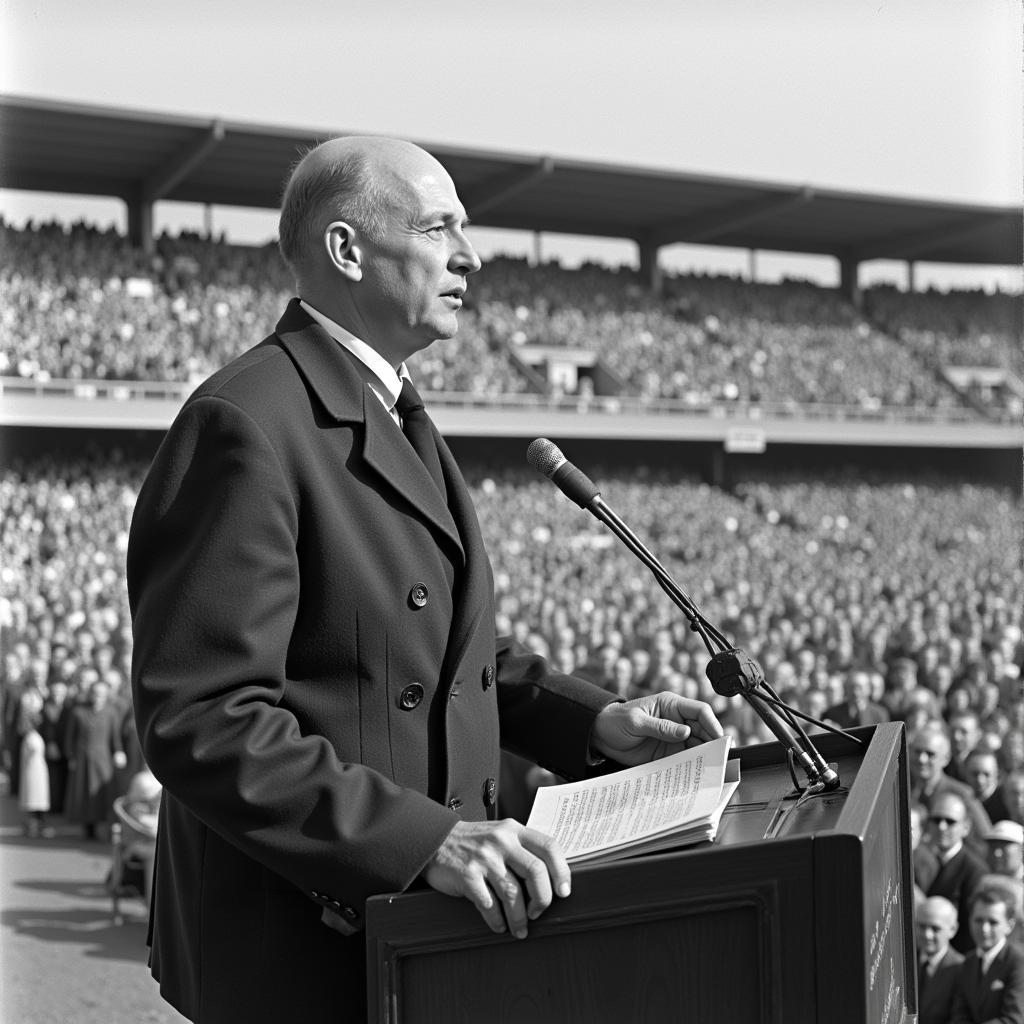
[[128, 300, 617, 1023]]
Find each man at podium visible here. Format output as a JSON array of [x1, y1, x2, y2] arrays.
[[128, 135, 724, 1024]]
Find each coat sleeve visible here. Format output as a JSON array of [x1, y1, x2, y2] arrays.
[[494, 636, 620, 782], [128, 395, 457, 920]]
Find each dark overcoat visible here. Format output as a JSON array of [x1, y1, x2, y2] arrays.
[[128, 300, 615, 1023]]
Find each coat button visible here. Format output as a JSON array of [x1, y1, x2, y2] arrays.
[[399, 683, 424, 710], [483, 777, 497, 806], [448, 797, 463, 810], [482, 664, 494, 689], [342, 906, 359, 922], [409, 583, 428, 608]]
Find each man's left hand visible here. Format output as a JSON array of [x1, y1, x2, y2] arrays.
[[591, 692, 724, 766]]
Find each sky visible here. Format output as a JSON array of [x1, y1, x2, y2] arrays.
[[1, 0, 1021, 289]]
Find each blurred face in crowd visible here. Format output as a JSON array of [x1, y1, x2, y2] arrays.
[[89, 679, 110, 709], [846, 671, 872, 708], [910, 730, 950, 785], [985, 839, 1023, 879], [803, 689, 828, 721], [965, 751, 1000, 800], [928, 794, 970, 855], [949, 712, 981, 760], [969, 897, 1015, 953], [613, 657, 633, 697], [916, 897, 957, 959]]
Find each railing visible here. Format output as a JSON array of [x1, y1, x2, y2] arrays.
[[0, 376, 998, 425]]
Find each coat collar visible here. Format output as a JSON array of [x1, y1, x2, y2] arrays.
[[275, 299, 463, 559]]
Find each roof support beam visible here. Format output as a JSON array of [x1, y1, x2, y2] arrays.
[[642, 186, 814, 248], [462, 157, 554, 216], [141, 119, 226, 202], [851, 213, 1007, 262]]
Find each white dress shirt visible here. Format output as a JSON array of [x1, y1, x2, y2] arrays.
[[299, 300, 410, 424]]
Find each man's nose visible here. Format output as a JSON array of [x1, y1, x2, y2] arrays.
[[450, 233, 482, 275]]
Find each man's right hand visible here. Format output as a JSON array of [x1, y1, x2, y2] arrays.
[[421, 819, 571, 939]]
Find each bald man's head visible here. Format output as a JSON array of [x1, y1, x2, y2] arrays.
[[278, 136, 442, 278], [915, 896, 958, 958]]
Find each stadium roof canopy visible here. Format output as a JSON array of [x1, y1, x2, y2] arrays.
[[1, 94, 1020, 268]]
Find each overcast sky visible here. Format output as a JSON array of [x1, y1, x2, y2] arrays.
[[2, 0, 1020, 288]]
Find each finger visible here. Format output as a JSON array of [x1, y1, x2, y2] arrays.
[[690, 703, 725, 740], [520, 827, 572, 902], [505, 847, 553, 921], [488, 867, 529, 939], [638, 712, 693, 744], [462, 872, 509, 936]]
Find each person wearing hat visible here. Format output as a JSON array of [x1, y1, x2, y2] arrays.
[[985, 820, 1024, 883]]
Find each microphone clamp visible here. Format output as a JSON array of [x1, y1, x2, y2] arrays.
[[706, 649, 766, 698]]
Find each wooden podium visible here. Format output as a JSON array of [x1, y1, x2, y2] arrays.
[[366, 722, 916, 1024]]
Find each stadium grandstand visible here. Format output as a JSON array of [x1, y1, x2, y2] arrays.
[[2, 97, 1022, 822]]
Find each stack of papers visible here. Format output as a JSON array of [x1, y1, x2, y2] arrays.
[[526, 735, 740, 864]]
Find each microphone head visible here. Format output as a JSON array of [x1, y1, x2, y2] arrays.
[[526, 438, 566, 479]]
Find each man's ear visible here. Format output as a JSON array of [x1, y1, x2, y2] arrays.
[[325, 221, 363, 281]]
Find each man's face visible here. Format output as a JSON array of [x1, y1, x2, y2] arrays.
[[848, 673, 871, 707], [916, 904, 955, 958], [910, 733, 949, 784], [966, 754, 999, 799], [986, 840, 1024, 878], [950, 715, 980, 758], [927, 797, 969, 854], [969, 898, 1014, 953], [354, 153, 481, 363]]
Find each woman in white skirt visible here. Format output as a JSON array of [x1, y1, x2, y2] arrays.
[[18, 688, 52, 838]]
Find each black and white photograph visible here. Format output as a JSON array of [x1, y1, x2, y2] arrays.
[[1, 2, 1021, 1022]]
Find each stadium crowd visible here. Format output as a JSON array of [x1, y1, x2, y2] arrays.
[[2, 219, 1023, 1007], [2, 220, 1020, 418], [3, 455, 1021, 829]]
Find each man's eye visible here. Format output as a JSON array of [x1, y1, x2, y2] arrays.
[[425, 225, 445, 236]]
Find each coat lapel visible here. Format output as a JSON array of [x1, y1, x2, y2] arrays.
[[435, 432, 492, 678], [275, 300, 463, 559]]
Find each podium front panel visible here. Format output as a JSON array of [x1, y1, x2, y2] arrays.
[[367, 722, 914, 1024]]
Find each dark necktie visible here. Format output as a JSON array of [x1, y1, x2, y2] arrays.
[[395, 379, 446, 499]]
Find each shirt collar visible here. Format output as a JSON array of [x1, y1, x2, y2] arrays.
[[299, 300, 410, 411], [980, 940, 1006, 973], [938, 840, 964, 864]]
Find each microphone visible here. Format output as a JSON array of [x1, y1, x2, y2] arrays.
[[526, 438, 600, 509], [527, 438, 841, 793]]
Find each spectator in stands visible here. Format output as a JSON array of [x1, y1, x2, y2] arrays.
[[910, 725, 992, 852], [116, 767, 161, 908], [916, 895, 964, 1024], [39, 678, 70, 815], [947, 709, 984, 784], [984, 821, 1024, 883], [64, 679, 127, 840], [17, 682, 52, 838], [824, 668, 890, 729], [965, 748, 1013, 825], [950, 879, 1024, 1023], [926, 792, 989, 954]]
